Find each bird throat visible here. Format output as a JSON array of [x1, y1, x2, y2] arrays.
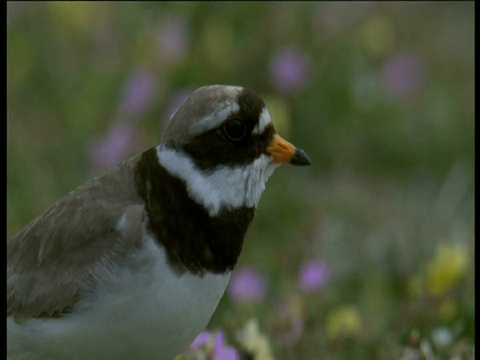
[[134, 147, 255, 275]]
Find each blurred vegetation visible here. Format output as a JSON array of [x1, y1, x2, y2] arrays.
[[7, 2, 474, 359]]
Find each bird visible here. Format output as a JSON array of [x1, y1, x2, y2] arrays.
[[7, 84, 311, 360]]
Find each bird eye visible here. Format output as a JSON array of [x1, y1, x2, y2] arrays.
[[223, 118, 246, 141]]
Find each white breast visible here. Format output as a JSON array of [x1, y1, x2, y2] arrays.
[[7, 235, 230, 360]]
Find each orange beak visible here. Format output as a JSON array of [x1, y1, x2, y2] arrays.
[[266, 133, 311, 166]]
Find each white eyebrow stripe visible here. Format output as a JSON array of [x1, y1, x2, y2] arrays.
[[252, 108, 271, 135], [189, 102, 240, 137]]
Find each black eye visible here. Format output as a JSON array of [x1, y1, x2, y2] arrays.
[[223, 118, 246, 141]]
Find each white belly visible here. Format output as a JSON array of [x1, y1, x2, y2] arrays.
[[7, 236, 231, 360]]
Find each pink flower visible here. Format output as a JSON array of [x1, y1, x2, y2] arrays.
[[189, 330, 239, 360], [382, 50, 425, 98], [118, 68, 157, 119], [228, 266, 267, 303], [299, 260, 329, 293], [155, 16, 190, 66], [189, 331, 212, 349], [269, 46, 312, 94], [90, 121, 134, 169], [163, 89, 191, 124], [214, 347, 239, 360], [213, 331, 239, 360]]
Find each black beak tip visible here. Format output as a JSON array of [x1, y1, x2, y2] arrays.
[[291, 148, 311, 166]]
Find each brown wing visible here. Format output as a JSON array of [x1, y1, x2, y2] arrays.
[[7, 157, 146, 319]]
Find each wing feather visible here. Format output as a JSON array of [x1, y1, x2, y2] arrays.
[[7, 157, 146, 318]]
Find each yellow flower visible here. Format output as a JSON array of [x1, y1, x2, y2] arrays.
[[263, 96, 291, 138], [426, 242, 468, 297], [361, 15, 395, 59], [48, 2, 98, 35], [326, 305, 361, 340], [437, 299, 457, 321], [201, 21, 234, 71], [407, 275, 424, 299], [238, 318, 274, 360]]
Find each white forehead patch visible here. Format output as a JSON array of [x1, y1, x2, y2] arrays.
[[156, 146, 279, 216], [252, 108, 272, 135], [189, 101, 240, 137]]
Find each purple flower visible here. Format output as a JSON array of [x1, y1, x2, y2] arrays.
[[269, 46, 311, 94], [118, 68, 157, 119], [90, 121, 134, 169], [189, 331, 212, 349], [214, 346, 240, 360], [382, 50, 425, 98], [162, 89, 191, 127], [278, 297, 305, 345], [299, 260, 329, 293], [214, 331, 225, 349], [228, 266, 267, 303], [155, 16, 190, 66], [189, 330, 239, 360], [213, 331, 239, 360]]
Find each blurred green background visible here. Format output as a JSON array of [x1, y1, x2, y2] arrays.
[[7, 2, 474, 359]]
